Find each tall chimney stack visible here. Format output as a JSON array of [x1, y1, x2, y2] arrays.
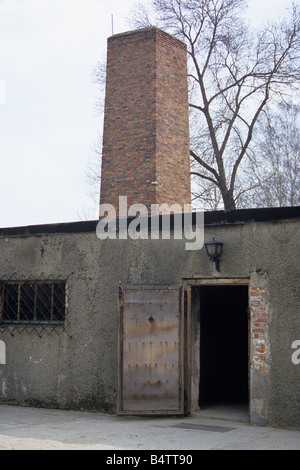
[[100, 27, 191, 215]]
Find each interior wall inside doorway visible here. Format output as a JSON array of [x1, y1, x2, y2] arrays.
[[192, 285, 249, 407]]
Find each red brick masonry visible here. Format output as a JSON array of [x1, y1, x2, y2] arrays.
[[250, 287, 269, 372], [100, 27, 191, 215]]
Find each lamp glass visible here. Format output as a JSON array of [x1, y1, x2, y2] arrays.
[[205, 239, 223, 259], [216, 242, 223, 257], [205, 243, 216, 258]]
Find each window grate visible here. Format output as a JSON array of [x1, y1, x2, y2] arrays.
[[0, 274, 71, 336]]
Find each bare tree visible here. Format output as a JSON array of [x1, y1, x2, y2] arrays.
[[84, 61, 106, 217], [246, 103, 300, 207], [86, 132, 102, 204], [130, 0, 300, 209]]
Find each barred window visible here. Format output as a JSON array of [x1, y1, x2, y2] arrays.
[[0, 281, 66, 324]]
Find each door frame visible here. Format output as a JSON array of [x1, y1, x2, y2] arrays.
[[182, 278, 250, 414]]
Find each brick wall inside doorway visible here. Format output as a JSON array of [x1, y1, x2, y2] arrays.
[[250, 287, 269, 372]]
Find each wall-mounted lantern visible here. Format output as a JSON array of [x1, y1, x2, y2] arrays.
[[204, 238, 224, 272]]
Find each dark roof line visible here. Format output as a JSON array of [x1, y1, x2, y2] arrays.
[[0, 206, 299, 238]]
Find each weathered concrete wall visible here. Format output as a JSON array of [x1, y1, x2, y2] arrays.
[[198, 220, 300, 429], [0, 232, 118, 412], [0, 215, 299, 428]]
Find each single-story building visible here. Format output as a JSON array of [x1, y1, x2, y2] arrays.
[[0, 26, 299, 430], [0, 206, 300, 429]]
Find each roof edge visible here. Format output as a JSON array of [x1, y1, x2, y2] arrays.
[[0, 206, 299, 238]]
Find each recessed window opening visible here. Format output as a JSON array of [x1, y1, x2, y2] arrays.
[[0, 281, 66, 325]]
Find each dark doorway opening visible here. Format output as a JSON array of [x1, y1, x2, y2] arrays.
[[196, 285, 249, 407]]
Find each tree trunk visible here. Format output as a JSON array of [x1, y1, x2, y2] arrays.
[[222, 190, 236, 210]]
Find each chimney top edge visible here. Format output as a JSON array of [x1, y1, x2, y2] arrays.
[[108, 26, 186, 47]]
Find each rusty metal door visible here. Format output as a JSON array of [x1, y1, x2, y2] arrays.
[[117, 285, 184, 415]]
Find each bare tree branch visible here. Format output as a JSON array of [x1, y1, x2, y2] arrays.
[[93, 0, 300, 210]]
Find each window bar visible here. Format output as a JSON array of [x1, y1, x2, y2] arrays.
[[50, 283, 54, 322], [0, 284, 3, 322], [34, 284, 37, 321], [17, 283, 21, 321]]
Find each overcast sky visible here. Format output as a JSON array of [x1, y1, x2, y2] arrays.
[[0, 0, 295, 228]]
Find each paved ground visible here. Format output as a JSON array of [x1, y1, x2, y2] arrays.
[[0, 403, 300, 450]]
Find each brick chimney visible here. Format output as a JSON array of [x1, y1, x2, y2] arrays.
[[100, 27, 191, 216]]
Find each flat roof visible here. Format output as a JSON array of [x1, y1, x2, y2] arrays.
[[0, 206, 299, 238]]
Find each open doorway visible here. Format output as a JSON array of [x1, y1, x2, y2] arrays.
[[193, 285, 249, 409]]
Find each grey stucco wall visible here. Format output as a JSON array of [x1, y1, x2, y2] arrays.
[[0, 217, 299, 428]]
